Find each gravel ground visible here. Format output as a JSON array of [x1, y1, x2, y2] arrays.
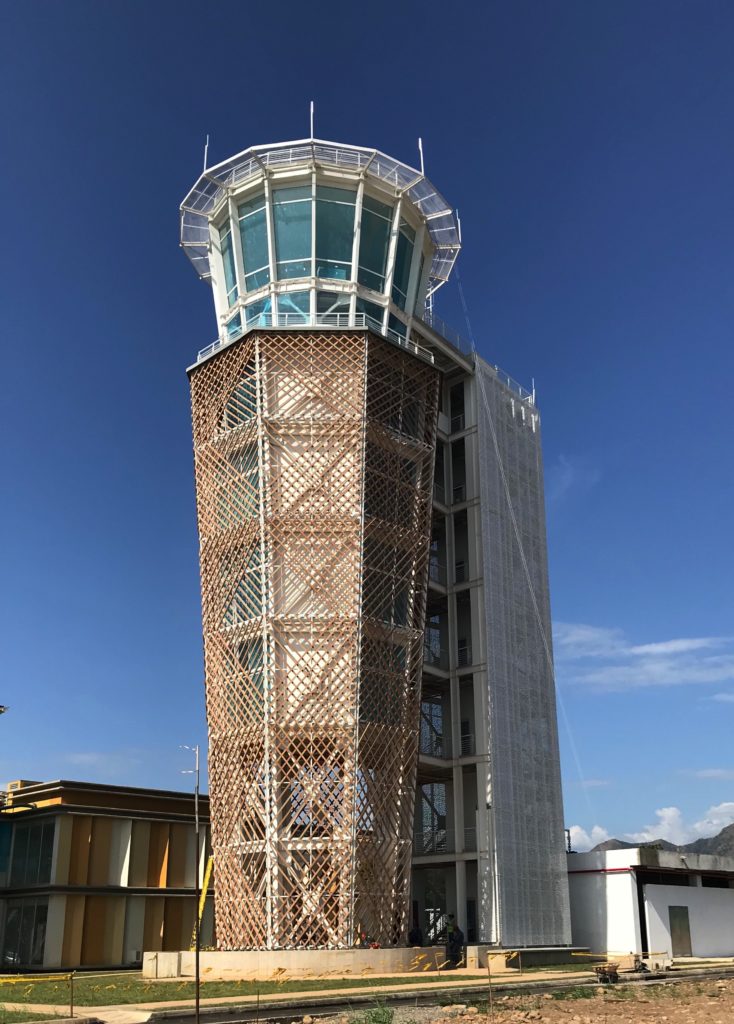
[[312, 977, 734, 1024]]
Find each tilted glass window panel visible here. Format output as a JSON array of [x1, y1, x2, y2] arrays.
[[220, 221, 238, 307], [273, 186, 312, 280], [224, 546, 263, 625], [391, 224, 415, 309], [316, 186, 356, 280], [217, 444, 259, 528], [356, 297, 385, 333], [316, 291, 351, 316], [223, 366, 257, 428], [388, 313, 407, 339], [225, 312, 241, 338], [244, 295, 272, 326], [276, 291, 310, 322], [414, 253, 426, 314], [238, 195, 270, 293], [358, 195, 392, 292]]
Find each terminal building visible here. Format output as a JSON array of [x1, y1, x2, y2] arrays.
[[0, 779, 212, 968], [182, 136, 571, 951]]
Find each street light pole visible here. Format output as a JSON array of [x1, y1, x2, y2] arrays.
[[182, 745, 200, 1024]]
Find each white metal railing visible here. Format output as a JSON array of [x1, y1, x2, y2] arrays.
[[197, 311, 434, 365], [457, 644, 472, 668], [413, 827, 478, 855], [419, 733, 450, 759], [418, 312, 536, 404], [459, 733, 475, 757]]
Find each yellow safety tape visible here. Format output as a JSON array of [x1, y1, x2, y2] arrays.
[[0, 973, 72, 985]]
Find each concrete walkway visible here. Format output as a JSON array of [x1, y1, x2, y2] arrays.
[[0, 967, 594, 1024]]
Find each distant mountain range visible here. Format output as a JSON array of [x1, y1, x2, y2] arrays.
[[591, 822, 734, 858]]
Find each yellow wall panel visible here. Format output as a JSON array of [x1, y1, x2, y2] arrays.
[[128, 820, 150, 887], [88, 818, 112, 886], [81, 895, 108, 965], [68, 817, 92, 886], [143, 896, 165, 952], [147, 823, 170, 888], [61, 895, 85, 967], [166, 823, 189, 887]]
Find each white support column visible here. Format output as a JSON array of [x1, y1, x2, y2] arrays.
[[43, 895, 66, 969], [310, 169, 317, 316], [383, 197, 403, 307], [208, 220, 229, 333], [263, 175, 277, 316], [455, 859, 467, 936], [405, 221, 426, 317], [350, 178, 365, 324], [228, 195, 246, 301]]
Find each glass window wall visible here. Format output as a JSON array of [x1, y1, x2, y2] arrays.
[[316, 186, 356, 281], [1, 897, 48, 966], [356, 297, 385, 333], [276, 291, 310, 323], [244, 296, 272, 327], [316, 291, 351, 318], [273, 186, 312, 280], [10, 822, 55, 887], [220, 221, 238, 307], [391, 220, 415, 310], [358, 195, 392, 293], [238, 194, 270, 293]]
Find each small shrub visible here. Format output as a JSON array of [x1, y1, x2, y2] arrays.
[[552, 985, 595, 1000]]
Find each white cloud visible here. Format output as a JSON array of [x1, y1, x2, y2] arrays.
[[579, 779, 610, 789], [63, 750, 143, 778], [689, 768, 734, 781], [710, 692, 734, 703], [546, 454, 601, 506], [569, 824, 610, 852], [554, 621, 734, 692], [570, 802, 734, 852]]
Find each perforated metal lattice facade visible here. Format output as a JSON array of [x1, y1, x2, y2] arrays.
[[189, 330, 439, 949], [475, 358, 572, 947]]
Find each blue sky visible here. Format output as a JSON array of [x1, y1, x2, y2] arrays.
[[1, 1, 733, 849]]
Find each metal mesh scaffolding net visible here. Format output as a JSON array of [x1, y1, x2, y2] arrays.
[[189, 330, 439, 949], [475, 360, 571, 947]]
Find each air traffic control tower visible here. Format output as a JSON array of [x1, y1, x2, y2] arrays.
[[181, 138, 571, 951]]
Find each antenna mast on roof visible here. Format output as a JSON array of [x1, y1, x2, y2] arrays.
[[418, 137, 424, 176], [310, 101, 315, 139], [203, 134, 210, 172]]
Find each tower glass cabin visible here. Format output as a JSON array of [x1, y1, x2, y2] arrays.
[[182, 138, 571, 952]]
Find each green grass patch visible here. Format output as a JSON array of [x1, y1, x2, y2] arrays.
[[0, 1013, 62, 1024], [351, 1003, 394, 1024], [551, 985, 596, 1000], [0, 972, 488, 1008]]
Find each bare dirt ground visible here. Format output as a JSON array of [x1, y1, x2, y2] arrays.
[[322, 977, 734, 1024]]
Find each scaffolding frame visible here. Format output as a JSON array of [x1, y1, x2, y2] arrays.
[[189, 329, 439, 949]]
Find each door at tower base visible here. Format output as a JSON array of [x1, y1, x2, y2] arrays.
[[189, 329, 439, 950]]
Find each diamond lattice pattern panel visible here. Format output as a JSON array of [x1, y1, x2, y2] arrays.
[[190, 331, 438, 949]]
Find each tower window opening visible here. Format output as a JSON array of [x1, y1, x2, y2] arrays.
[[391, 220, 415, 310], [316, 186, 356, 281], [273, 185, 312, 280], [358, 195, 392, 293], [238, 193, 270, 293], [219, 220, 239, 308]]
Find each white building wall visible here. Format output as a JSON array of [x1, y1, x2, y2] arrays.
[[645, 884, 734, 958], [568, 867, 640, 953], [43, 894, 66, 968]]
